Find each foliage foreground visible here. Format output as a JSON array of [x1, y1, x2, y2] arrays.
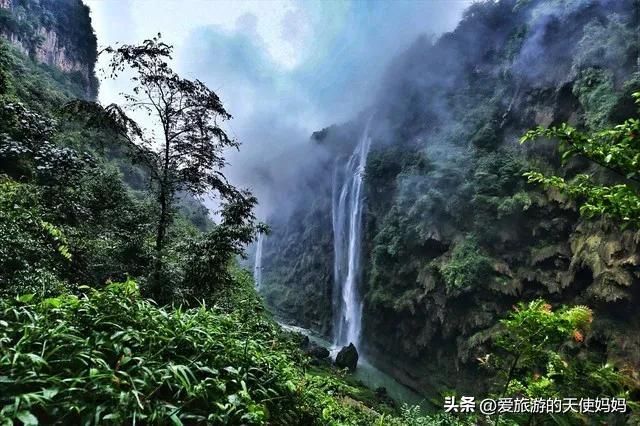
[[0, 278, 328, 424], [0, 275, 464, 425], [0, 279, 635, 425]]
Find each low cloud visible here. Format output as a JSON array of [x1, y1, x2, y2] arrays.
[[87, 0, 471, 219], [178, 1, 471, 219]]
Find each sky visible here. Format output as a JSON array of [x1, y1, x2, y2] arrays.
[[85, 0, 472, 218]]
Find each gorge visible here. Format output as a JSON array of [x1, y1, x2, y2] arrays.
[[258, 0, 640, 401], [1, 0, 640, 423]]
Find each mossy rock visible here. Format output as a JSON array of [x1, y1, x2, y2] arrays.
[[335, 343, 359, 371], [569, 221, 640, 300]]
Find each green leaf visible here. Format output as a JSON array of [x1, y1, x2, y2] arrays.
[[17, 294, 35, 303], [16, 411, 38, 426], [41, 298, 62, 309], [169, 413, 184, 426]]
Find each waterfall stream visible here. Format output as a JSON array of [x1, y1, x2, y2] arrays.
[[331, 117, 373, 348], [253, 232, 264, 289]]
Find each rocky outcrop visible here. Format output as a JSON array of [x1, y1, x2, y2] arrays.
[[0, 0, 97, 98], [6, 27, 90, 73], [335, 343, 359, 371], [35, 27, 87, 74], [300, 337, 331, 360], [569, 222, 640, 302]]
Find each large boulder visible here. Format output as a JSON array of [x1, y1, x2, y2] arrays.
[[335, 343, 359, 371]]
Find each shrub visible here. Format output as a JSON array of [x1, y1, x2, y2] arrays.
[[0, 178, 70, 295], [572, 68, 618, 130], [489, 300, 635, 424], [439, 236, 492, 292], [471, 122, 499, 149], [496, 191, 532, 218]]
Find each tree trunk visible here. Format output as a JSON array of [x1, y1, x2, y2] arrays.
[[151, 189, 169, 300], [495, 353, 520, 426], [152, 121, 173, 301]]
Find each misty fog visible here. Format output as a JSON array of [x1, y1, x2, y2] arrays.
[[86, 0, 471, 219]]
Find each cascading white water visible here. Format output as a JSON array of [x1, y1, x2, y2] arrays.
[[331, 117, 373, 349], [253, 232, 264, 289]]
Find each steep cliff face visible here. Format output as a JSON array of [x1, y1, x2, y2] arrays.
[[261, 0, 640, 396], [0, 0, 97, 98]]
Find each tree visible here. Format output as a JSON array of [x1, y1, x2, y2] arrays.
[[494, 300, 593, 398], [181, 196, 267, 303], [489, 300, 631, 424], [520, 92, 640, 226], [66, 36, 258, 300]]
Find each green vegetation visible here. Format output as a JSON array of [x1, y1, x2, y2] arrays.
[[0, 41, 89, 109], [488, 300, 636, 424], [0, 87, 157, 296], [262, 0, 640, 418], [3, 0, 640, 423], [0, 278, 408, 425], [501, 74, 640, 426], [522, 92, 640, 226], [0, 179, 70, 295], [66, 36, 263, 302], [572, 68, 618, 130], [0, 0, 97, 97], [0, 23, 446, 425], [439, 236, 492, 292]]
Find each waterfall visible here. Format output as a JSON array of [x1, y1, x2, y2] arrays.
[[331, 117, 373, 349], [254, 232, 264, 289]]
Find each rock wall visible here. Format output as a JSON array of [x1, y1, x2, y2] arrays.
[[0, 0, 98, 98]]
